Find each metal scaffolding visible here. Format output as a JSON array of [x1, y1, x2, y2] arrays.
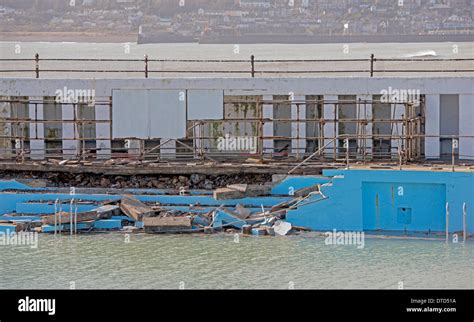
[[0, 96, 470, 163]]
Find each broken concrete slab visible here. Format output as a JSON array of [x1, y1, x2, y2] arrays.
[[213, 188, 245, 200], [251, 227, 267, 236], [265, 226, 275, 236], [41, 210, 99, 225], [246, 184, 272, 196], [235, 204, 251, 219], [273, 220, 292, 236], [143, 216, 192, 233], [226, 183, 272, 196], [214, 184, 273, 200], [293, 184, 320, 197], [241, 224, 252, 235], [212, 209, 248, 229], [191, 214, 211, 227], [226, 184, 248, 192], [94, 205, 121, 218], [120, 195, 156, 221]]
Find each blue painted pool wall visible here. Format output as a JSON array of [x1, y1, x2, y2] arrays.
[[286, 170, 474, 233]]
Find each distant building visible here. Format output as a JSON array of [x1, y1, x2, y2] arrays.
[[239, 0, 272, 9]]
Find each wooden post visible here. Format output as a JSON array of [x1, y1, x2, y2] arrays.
[[35, 53, 40, 78], [250, 55, 255, 78], [345, 138, 349, 168], [144, 54, 149, 78], [463, 202, 467, 242], [445, 202, 449, 243], [370, 54, 375, 77], [452, 138, 458, 172]]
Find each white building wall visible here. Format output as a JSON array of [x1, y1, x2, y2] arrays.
[[96, 104, 111, 159], [291, 95, 306, 158], [425, 95, 440, 159], [262, 95, 273, 154], [1, 77, 472, 160], [323, 95, 338, 158], [357, 95, 372, 158], [459, 94, 474, 160], [391, 103, 405, 154], [62, 104, 78, 158], [29, 99, 44, 160]]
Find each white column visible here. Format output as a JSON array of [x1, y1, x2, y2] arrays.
[[459, 94, 474, 160], [62, 104, 78, 159], [291, 95, 306, 158], [425, 95, 440, 159], [262, 95, 273, 155], [357, 95, 372, 158], [323, 95, 338, 158], [96, 104, 111, 159], [391, 102, 405, 154], [128, 139, 142, 157], [0, 100, 11, 158], [160, 139, 176, 159], [193, 123, 202, 159], [29, 100, 45, 160]]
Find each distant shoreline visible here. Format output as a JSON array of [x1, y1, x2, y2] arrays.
[[0, 31, 138, 43], [1, 31, 473, 44]]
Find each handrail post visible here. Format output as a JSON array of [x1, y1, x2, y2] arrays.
[[344, 138, 349, 169], [70, 199, 74, 236], [445, 202, 449, 243], [250, 55, 255, 78], [144, 54, 149, 78], [463, 202, 467, 242], [452, 138, 458, 172], [370, 53, 374, 77], [54, 198, 58, 236], [35, 53, 40, 78]]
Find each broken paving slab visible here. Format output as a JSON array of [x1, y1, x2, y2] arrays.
[[213, 184, 273, 200], [95, 205, 121, 217], [212, 208, 249, 229], [213, 187, 245, 200], [41, 210, 101, 225], [273, 220, 292, 236], [143, 216, 192, 233], [120, 195, 156, 221], [293, 184, 321, 197]]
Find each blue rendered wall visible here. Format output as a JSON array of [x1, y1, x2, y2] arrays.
[[286, 169, 474, 233]]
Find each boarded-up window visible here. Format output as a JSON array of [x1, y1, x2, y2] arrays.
[[338, 95, 357, 153], [372, 94, 392, 158], [77, 102, 96, 151], [440, 94, 459, 158], [306, 95, 322, 153], [199, 95, 261, 154], [273, 95, 291, 153], [43, 96, 62, 155]]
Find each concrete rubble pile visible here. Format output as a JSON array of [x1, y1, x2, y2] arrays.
[[0, 182, 317, 237]]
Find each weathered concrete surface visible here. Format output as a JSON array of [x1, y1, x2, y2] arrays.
[[120, 195, 156, 221], [143, 216, 192, 233]]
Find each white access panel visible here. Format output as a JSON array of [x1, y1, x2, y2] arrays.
[[112, 89, 149, 138], [112, 89, 186, 139], [149, 90, 186, 138], [187, 90, 224, 120]]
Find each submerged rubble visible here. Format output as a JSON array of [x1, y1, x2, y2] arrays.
[[0, 181, 320, 237]]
